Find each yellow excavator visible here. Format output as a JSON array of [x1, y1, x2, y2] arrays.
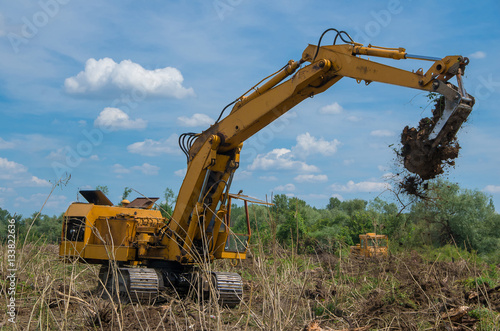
[[59, 29, 474, 306], [350, 233, 389, 258]]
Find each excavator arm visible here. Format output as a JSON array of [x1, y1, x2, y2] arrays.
[[59, 29, 474, 307], [163, 34, 474, 264]]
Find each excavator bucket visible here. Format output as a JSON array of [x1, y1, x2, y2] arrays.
[[401, 91, 474, 180]]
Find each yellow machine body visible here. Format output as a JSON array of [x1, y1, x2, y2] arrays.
[[350, 233, 389, 258]]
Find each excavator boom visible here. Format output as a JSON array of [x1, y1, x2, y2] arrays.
[[59, 29, 474, 306]]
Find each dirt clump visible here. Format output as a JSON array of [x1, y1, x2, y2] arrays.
[[398, 95, 472, 197], [400, 96, 461, 181]]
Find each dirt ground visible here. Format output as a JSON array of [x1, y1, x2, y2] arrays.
[[2, 245, 499, 330]]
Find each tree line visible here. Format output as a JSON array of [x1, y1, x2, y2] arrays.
[[1, 180, 499, 261]]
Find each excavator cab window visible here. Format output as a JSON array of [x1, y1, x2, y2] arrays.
[[63, 216, 86, 242], [224, 198, 251, 253]]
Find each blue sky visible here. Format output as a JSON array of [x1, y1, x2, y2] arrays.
[[1, 0, 499, 217]]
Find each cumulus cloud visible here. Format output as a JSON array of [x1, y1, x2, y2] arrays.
[[112, 164, 131, 174], [274, 183, 296, 192], [370, 130, 394, 137], [235, 170, 252, 180], [319, 102, 343, 114], [330, 180, 390, 193], [175, 168, 187, 177], [292, 132, 340, 158], [0, 157, 51, 187], [343, 159, 355, 166], [294, 174, 328, 183], [65, 58, 195, 98], [484, 185, 500, 194], [259, 175, 278, 181], [94, 107, 147, 131], [0, 137, 15, 149], [132, 163, 160, 175], [113, 163, 160, 176], [0, 134, 59, 152], [331, 193, 344, 201], [469, 51, 486, 59], [346, 115, 362, 122], [127, 134, 179, 156], [0, 157, 27, 179], [15, 193, 67, 210], [248, 148, 319, 172], [178, 113, 214, 127]]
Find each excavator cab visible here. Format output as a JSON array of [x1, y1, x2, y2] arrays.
[[213, 193, 273, 260]]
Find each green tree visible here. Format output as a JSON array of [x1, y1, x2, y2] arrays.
[[96, 185, 109, 195], [408, 180, 498, 254], [122, 187, 133, 201], [339, 199, 367, 216], [0, 208, 22, 242], [18, 213, 63, 243], [326, 197, 342, 210], [158, 188, 176, 217]]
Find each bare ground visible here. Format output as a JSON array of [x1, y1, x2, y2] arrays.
[[1, 244, 499, 330]]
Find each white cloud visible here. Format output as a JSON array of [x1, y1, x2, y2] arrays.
[[113, 163, 159, 176], [330, 180, 390, 193], [175, 168, 187, 177], [259, 175, 278, 181], [65, 58, 195, 98], [248, 148, 319, 172], [484, 185, 500, 194], [370, 130, 394, 137], [248, 133, 337, 173], [283, 111, 298, 119], [235, 170, 252, 180], [0, 187, 15, 194], [89, 155, 99, 161], [0, 157, 51, 187], [29, 176, 51, 187], [274, 183, 295, 192], [178, 113, 214, 127], [127, 134, 179, 156], [94, 107, 147, 131], [319, 102, 343, 114], [378, 165, 389, 172], [132, 163, 160, 175], [0, 135, 59, 152], [469, 51, 486, 59], [343, 159, 355, 166], [346, 115, 362, 122], [331, 193, 344, 201], [292, 132, 340, 158], [294, 174, 328, 183], [14, 193, 67, 211], [0, 157, 27, 179], [0, 137, 15, 149], [112, 164, 131, 174]]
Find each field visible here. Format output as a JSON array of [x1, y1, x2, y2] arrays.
[[1, 242, 499, 330]]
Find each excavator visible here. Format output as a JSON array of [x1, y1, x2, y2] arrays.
[[59, 29, 474, 307], [350, 233, 389, 258]]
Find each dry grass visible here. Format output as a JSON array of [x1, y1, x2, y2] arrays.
[[1, 239, 499, 330]]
